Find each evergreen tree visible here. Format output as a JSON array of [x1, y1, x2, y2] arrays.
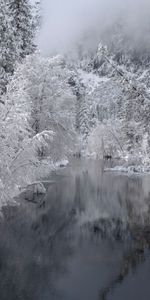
[[33, 1, 42, 32], [8, 0, 35, 59], [0, 0, 18, 94]]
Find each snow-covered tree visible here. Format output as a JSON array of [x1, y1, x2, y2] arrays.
[[19, 54, 77, 149], [33, 0, 42, 32], [0, 0, 36, 95], [0, 51, 79, 207], [0, 0, 18, 94], [8, 0, 35, 59]]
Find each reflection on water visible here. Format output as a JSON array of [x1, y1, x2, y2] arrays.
[[0, 159, 150, 300]]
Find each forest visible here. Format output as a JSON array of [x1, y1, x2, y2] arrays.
[[1, 0, 150, 207], [1, 1, 150, 300]]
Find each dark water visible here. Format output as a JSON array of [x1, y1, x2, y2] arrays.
[[1, 159, 150, 300]]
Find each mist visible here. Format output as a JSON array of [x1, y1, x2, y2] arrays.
[[37, 0, 150, 55]]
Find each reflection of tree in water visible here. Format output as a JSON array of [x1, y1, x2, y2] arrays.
[[98, 226, 150, 300], [80, 216, 150, 300], [0, 181, 76, 300], [0, 162, 150, 300], [91, 199, 150, 300], [73, 165, 150, 300]]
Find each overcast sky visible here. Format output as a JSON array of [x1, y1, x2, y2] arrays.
[[37, 0, 150, 55]]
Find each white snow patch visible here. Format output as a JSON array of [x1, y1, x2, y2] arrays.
[[55, 159, 69, 168], [105, 165, 150, 175]]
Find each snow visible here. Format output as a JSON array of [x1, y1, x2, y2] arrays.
[[78, 69, 110, 95], [105, 165, 150, 176], [55, 159, 69, 168], [1, 5, 150, 211]]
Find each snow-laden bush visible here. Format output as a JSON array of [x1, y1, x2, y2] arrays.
[[84, 121, 124, 159], [84, 116, 150, 167], [0, 130, 56, 205]]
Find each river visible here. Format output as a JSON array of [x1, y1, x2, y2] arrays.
[[0, 159, 150, 300]]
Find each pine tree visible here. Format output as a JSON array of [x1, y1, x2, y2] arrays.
[[33, 1, 42, 32], [0, 0, 18, 94], [8, 0, 35, 59], [0, 0, 36, 95]]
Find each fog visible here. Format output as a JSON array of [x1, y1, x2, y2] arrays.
[[37, 0, 150, 55]]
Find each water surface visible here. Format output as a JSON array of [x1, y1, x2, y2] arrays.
[[0, 159, 150, 300]]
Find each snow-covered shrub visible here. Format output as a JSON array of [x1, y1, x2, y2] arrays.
[[85, 121, 124, 159]]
